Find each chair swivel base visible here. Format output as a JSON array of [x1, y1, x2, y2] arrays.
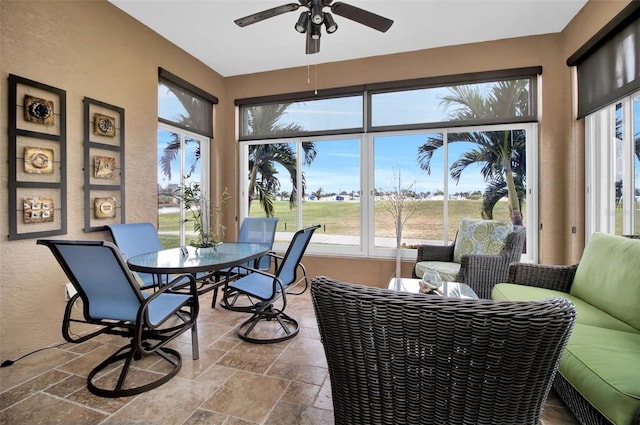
[[220, 290, 259, 312], [236, 310, 299, 344], [87, 344, 182, 398]]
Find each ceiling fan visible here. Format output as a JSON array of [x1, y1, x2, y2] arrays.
[[234, 0, 394, 54]]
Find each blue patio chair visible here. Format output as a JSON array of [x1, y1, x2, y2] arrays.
[[224, 224, 320, 343], [219, 217, 279, 308], [37, 239, 199, 398], [106, 222, 168, 289], [107, 222, 221, 307], [232, 217, 279, 272]]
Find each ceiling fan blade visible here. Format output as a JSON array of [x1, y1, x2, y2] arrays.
[[234, 3, 301, 27], [306, 30, 320, 54], [330, 2, 393, 32]]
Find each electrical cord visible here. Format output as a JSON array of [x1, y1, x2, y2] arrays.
[[1, 341, 69, 368], [2, 295, 85, 367]]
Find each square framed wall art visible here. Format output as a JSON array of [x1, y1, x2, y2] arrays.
[[83, 97, 125, 231], [8, 74, 67, 240]]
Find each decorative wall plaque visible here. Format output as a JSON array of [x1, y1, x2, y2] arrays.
[[84, 97, 124, 231], [24, 147, 54, 174], [94, 155, 115, 179], [9, 74, 67, 240], [94, 113, 116, 137], [24, 95, 54, 125], [23, 197, 54, 223], [94, 197, 116, 218]]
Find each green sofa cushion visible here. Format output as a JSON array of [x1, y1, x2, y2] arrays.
[[571, 233, 640, 330], [452, 218, 513, 263], [492, 284, 638, 333], [559, 324, 640, 425]]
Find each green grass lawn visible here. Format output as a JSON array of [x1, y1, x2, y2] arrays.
[[158, 199, 522, 247]]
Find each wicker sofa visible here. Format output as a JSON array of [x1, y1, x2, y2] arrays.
[[492, 233, 640, 425]]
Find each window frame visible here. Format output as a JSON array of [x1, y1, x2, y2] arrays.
[[157, 124, 210, 248], [237, 68, 541, 262], [239, 121, 538, 263], [585, 90, 639, 239]]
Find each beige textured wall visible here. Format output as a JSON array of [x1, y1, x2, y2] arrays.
[[0, 0, 225, 359], [0, 0, 631, 358]]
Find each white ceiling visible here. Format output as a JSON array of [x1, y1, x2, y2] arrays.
[[110, 0, 587, 77]]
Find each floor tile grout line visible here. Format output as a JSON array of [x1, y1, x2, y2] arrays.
[[1, 290, 581, 425]]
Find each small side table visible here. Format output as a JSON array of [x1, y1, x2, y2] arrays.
[[388, 278, 479, 299]]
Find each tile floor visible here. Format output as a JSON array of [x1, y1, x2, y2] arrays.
[[1, 288, 580, 425]]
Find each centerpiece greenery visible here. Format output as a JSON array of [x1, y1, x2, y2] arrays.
[[178, 182, 230, 248]]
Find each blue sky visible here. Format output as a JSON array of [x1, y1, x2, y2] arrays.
[[281, 135, 489, 196]]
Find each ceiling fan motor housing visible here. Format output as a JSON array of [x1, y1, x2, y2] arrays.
[[236, 0, 393, 54]]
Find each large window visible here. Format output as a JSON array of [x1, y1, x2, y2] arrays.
[[157, 70, 216, 248], [157, 125, 209, 248], [373, 127, 530, 248], [585, 91, 640, 238], [238, 69, 539, 261]]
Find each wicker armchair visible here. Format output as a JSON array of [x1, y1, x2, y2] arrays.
[[311, 276, 576, 425], [412, 223, 526, 299]]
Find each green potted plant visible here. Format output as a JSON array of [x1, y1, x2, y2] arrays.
[[178, 182, 230, 248]]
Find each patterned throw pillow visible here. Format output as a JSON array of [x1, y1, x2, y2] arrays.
[[452, 218, 514, 263]]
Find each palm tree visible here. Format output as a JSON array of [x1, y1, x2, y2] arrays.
[[159, 136, 200, 182], [245, 104, 317, 216], [158, 85, 203, 182], [417, 80, 529, 225]]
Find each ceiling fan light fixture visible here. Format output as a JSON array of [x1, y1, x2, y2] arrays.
[[234, 0, 394, 55], [311, 1, 323, 24], [294, 11, 309, 33], [323, 12, 337, 33], [310, 23, 322, 40]]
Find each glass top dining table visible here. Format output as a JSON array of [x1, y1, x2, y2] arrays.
[[127, 242, 269, 275]]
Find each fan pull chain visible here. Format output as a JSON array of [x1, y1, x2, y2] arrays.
[[315, 64, 318, 95], [307, 65, 311, 85]]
